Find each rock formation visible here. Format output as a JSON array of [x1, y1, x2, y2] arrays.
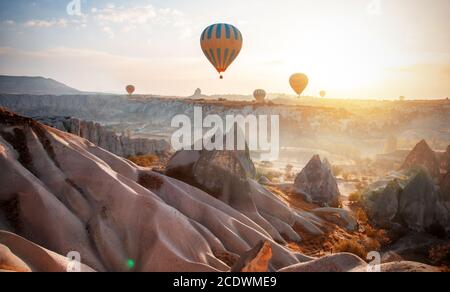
[[441, 172, 450, 202], [0, 108, 442, 272], [231, 241, 273, 272], [350, 261, 440, 273], [362, 180, 402, 228], [279, 253, 441, 272], [293, 155, 341, 207], [165, 133, 307, 245], [440, 145, 450, 176], [400, 140, 440, 179], [362, 170, 448, 232], [279, 253, 366, 272], [35, 116, 170, 158], [398, 171, 448, 232], [0, 231, 95, 272], [312, 208, 358, 232], [258, 176, 271, 185], [0, 108, 304, 271]]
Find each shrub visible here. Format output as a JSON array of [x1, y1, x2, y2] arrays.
[[355, 208, 369, 224], [365, 225, 380, 238], [332, 239, 367, 259], [332, 165, 342, 176], [128, 154, 159, 167], [429, 243, 450, 266], [348, 191, 361, 203]]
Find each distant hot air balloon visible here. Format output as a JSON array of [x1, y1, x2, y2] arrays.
[[253, 89, 266, 103], [289, 73, 309, 96], [126, 85, 135, 95], [320, 90, 326, 98], [200, 23, 243, 79]]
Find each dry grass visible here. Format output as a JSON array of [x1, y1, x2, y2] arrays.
[[348, 191, 362, 203], [128, 154, 159, 167], [365, 224, 385, 239], [270, 185, 389, 260], [331, 233, 384, 260], [429, 243, 450, 266], [332, 239, 367, 259], [300, 208, 387, 259], [355, 208, 369, 223]]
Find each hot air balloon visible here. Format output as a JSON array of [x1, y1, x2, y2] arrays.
[[289, 73, 309, 96], [320, 90, 326, 98], [253, 89, 266, 103], [200, 23, 243, 79], [126, 85, 135, 95]]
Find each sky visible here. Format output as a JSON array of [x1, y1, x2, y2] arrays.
[[0, 0, 449, 99]]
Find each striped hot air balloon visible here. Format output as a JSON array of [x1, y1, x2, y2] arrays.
[[200, 23, 243, 79], [253, 89, 266, 103]]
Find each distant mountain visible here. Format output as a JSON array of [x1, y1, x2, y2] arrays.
[[0, 75, 83, 95]]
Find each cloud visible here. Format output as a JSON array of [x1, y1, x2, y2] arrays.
[[94, 4, 158, 25], [15, 3, 191, 39], [91, 4, 187, 37], [102, 26, 115, 39], [3, 20, 15, 25], [0, 47, 14, 55], [92, 4, 184, 25], [24, 18, 68, 28]]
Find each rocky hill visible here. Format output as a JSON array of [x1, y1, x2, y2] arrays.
[[0, 108, 439, 272], [401, 140, 441, 179], [34, 116, 170, 158], [0, 76, 83, 95]]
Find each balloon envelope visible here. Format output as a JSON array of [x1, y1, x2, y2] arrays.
[[253, 89, 266, 102], [320, 90, 326, 98], [289, 73, 309, 96], [200, 23, 243, 78], [126, 85, 135, 95]]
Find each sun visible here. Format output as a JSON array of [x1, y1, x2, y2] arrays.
[[278, 19, 391, 95]]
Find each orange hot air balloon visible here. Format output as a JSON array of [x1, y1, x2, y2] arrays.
[[253, 89, 266, 103], [200, 23, 243, 79], [320, 90, 326, 98], [289, 73, 309, 96], [126, 85, 135, 95]]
